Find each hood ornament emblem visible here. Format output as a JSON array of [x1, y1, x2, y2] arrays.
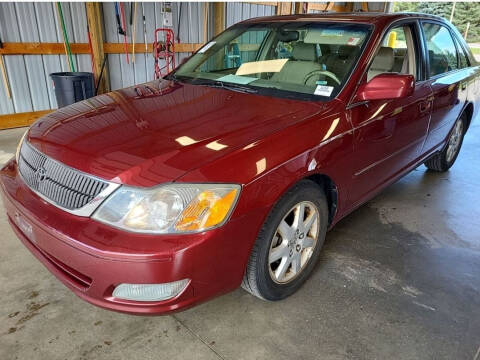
[[35, 167, 48, 182]]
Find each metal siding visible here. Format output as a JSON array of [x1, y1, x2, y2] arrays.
[[0, 2, 92, 115], [34, 2, 63, 109], [103, 2, 209, 90], [1, 2, 283, 115], [226, 2, 275, 28], [0, 3, 33, 114]]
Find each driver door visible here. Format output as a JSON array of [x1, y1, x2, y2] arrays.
[[348, 21, 433, 206]]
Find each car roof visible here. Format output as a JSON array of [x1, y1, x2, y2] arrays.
[[240, 12, 446, 25]]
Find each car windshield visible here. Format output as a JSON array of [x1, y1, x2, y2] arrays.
[[172, 21, 372, 101]]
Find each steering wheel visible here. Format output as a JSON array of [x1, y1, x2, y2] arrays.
[[303, 70, 341, 86]]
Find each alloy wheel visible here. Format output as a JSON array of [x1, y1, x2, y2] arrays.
[[268, 201, 320, 284], [446, 119, 464, 163]]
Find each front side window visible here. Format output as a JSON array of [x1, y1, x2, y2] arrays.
[[173, 22, 371, 100], [422, 23, 458, 77], [367, 24, 417, 81]]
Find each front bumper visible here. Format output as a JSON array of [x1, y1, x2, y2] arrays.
[[0, 160, 264, 315]]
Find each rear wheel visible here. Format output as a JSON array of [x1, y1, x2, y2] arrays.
[[424, 114, 466, 172], [242, 180, 328, 300]]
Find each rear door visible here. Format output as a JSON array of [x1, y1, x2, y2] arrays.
[[420, 21, 471, 153]]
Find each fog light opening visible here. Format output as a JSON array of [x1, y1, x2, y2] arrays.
[[112, 279, 190, 302]]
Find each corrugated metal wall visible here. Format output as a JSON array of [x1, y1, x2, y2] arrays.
[[226, 2, 276, 28], [0, 2, 91, 115], [0, 2, 386, 117], [103, 2, 209, 90]]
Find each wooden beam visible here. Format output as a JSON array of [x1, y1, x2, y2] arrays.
[[245, 2, 278, 6], [333, 5, 347, 12], [214, 2, 226, 36], [86, 2, 108, 94], [0, 110, 54, 130], [326, 2, 335, 11], [276, 2, 292, 15], [0, 42, 204, 55], [306, 3, 328, 11], [0, 42, 89, 55], [104, 43, 203, 54]]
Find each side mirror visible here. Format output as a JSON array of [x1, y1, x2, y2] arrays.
[[356, 73, 415, 101]]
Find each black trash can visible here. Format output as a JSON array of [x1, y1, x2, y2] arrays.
[[50, 72, 95, 108]]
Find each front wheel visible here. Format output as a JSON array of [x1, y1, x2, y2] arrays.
[[242, 180, 328, 301], [424, 114, 466, 172]]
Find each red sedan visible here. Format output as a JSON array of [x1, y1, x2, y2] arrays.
[[1, 13, 478, 314]]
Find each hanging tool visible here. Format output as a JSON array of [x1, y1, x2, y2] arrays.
[[114, 2, 126, 36], [132, 2, 137, 63], [56, 2, 76, 72], [119, 2, 129, 64], [176, 2, 182, 43], [95, 55, 108, 95], [142, 4, 148, 53], [153, 28, 175, 79], [130, 2, 133, 26], [0, 37, 11, 98]]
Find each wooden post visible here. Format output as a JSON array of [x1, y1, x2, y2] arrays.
[[203, 3, 209, 43], [294, 2, 304, 14], [214, 2, 225, 36], [86, 2, 109, 94], [276, 2, 292, 15], [361, 2, 369, 12], [464, 22, 470, 40], [450, 2, 456, 22]]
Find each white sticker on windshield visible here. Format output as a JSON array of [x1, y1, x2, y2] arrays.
[[198, 41, 216, 53], [314, 85, 334, 97]]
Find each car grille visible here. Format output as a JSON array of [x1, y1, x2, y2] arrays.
[[18, 141, 109, 211]]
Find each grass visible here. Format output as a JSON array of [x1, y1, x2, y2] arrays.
[[470, 47, 480, 55]]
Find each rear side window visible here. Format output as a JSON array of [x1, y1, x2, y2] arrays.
[[422, 23, 458, 77]]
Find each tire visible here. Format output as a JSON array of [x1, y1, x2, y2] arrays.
[[242, 179, 328, 301], [424, 113, 467, 172]]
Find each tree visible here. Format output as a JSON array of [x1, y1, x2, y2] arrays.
[[393, 2, 418, 13], [393, 2, 480, 42]]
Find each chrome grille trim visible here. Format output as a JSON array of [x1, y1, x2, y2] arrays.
[[18, 141, 120, 217]]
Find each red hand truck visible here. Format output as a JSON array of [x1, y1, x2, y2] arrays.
[[153, 28, 175, 79]]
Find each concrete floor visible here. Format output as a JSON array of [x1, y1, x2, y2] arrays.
[[1, 124, 479, 360]]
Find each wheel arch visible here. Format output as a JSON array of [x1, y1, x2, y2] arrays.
[[303, 173, 338, 226], [463, 101, 474, 131]]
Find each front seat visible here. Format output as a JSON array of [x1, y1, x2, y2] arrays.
[[367, 46, 394, 81], [271, 42, 322, 86]]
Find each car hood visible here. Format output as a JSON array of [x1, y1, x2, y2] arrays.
[[27, 80, 323, 186]]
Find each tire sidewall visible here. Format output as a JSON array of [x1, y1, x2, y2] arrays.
[[254, 181, 329, 300]]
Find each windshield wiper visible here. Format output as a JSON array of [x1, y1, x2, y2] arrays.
[[194, 80, 258, 94]]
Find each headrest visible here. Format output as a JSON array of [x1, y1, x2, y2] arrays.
[[371, 47, 394, 71], [292, 42, 317, 61], [338, 45, 359, 59]]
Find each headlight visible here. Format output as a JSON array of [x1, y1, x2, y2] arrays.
[[92, 184, 241, 234], [15, 130, 28, 163]]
